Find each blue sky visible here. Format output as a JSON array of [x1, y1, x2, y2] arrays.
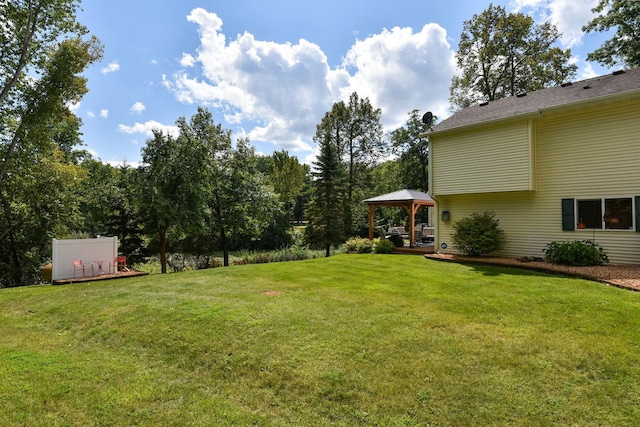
[[76, 0, 613, 166]]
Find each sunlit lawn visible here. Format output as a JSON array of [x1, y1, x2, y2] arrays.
[[2, 254, 640, 426]]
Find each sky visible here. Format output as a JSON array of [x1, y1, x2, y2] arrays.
[[75, 0, 614, 166]]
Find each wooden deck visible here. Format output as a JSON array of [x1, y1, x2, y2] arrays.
[[394, 244, 435, 255], [53, 270, 149, 285]]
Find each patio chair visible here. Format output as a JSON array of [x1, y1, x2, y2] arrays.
[[73, 260, 93, 278], [109, 256, 127, 274]]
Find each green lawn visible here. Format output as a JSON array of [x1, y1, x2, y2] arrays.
[[2, 254, 640, 426]]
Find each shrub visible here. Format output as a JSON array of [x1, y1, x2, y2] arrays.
[[345, 237, 374, 253], [356, 238, 374, 254], [345, 237, 360, 253], [451, 211, 506, 256], [374, 238, 395, 254], [543, 240, 609, 266]]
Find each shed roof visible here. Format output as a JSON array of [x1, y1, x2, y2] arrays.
[[432, 67, 640, 134], [364, 189, 434, 205]]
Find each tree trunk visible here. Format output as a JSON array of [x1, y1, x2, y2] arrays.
[[159, 227, 167, 274], [325, 244, 331, 257], [220, 225, 229, 267]]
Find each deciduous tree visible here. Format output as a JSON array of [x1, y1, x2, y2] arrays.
[[139, 130, 202, 273], [389, 109, 432, 192], [314, 92, 384, 233], [450, 4, 577, 110], [582, 0, 640, 68]]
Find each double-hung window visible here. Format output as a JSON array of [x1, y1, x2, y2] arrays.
[[563, 197, 638, 231]]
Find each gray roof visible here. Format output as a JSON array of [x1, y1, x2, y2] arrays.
[[364, 189, 434, 204], [432, 67, 640, 134]]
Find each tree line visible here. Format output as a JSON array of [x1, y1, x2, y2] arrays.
[[1, 0, 637, 287]]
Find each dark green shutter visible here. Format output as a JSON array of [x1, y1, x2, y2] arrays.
[[635, 196, 640, 232], [562, 198, 575, 231]]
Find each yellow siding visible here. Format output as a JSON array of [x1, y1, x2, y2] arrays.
[[434, 98, 640, 264], [431, 121, 534, 195]]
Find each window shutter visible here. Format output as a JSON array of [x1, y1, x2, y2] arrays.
[[562, 198, 575, 231], [635, 196, 640, 232]]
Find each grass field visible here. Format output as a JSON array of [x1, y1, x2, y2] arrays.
[[2, 254, 640, 426]]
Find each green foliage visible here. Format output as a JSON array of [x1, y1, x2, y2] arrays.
[[452, 211, 506, 256], [450, 4, 576, 110], [373, 237, 395, 254], [345, 237, 373, 253], [306, 128, 349, 256], [543, 240, 609, 266], [582, 0, 640, 68], [389, 109, 432, 192], [0, 3, 103, 287], [345, 237, 395, 254], [313, 92, 385, 235]]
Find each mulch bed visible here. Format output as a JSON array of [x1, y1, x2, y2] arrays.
[[425, 253, 640, 292]]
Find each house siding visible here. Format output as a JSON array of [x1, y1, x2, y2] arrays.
[[433, 97, 640, 264], [431, 121, 534, 195]]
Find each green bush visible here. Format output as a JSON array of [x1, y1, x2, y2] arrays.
[[543, 240, 609, 266], [345, 237, 360, 253], [356, 239, 374, 254], [451, 211, 506, 256], [374, 238, 395, 254], [345, 237, 394, 254]]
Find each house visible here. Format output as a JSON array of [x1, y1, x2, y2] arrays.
[[428, 67, 640, 264]]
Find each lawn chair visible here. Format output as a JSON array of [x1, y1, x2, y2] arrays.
[[73, 260, 93, 278], [109, 256, 127, 274]]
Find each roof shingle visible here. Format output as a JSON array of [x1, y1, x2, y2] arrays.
[[433, 67, 640, 133]]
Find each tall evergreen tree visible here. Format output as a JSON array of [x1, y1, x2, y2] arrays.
[[313, 92, 384, 234], [306, 132, 348, 257]]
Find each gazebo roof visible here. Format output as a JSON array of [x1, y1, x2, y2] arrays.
[[364, 189, 434, 205]]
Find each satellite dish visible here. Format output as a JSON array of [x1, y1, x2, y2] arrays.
[[422, 111, 433, 127]]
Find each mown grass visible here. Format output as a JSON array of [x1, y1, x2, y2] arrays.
[[2, 254, 640, 426]]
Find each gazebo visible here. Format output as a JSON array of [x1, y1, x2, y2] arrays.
[[364, 189, 435, 248]]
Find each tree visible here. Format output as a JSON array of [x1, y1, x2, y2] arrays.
[[270, 150, 307, 209], [258, 150, 308, 226], [582, 0, 640, 68], [139, 130, 203, 273], [79, 161, 144, 264], [1, 0, 101, 186], [0, 2, 102, 287], [389, 110, 432, 192], [314, 92, 385, 233], [450, 3, 577, 110], [182, 108, 282, 266], [0, 148, 86, 287], [306, 129, 348, 257]]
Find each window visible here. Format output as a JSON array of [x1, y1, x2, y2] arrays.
[[604, 198, 633, 229], [576, 197, 633, 230]]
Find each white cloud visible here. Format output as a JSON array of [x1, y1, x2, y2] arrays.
[[511, 0, 600, 48], [180, 53, 196, 67], [117, 120, 179, 138], [100, 109, 109, 118], [87, 111, 95, 118], [101, 61, 120, 74], [341, 23, 456, 130], [165, 8, 456, 155], [129, 102, 146, 114]]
